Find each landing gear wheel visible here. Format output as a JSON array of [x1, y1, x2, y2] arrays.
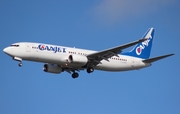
[[72, 72, 79, 78], [18, 62, 23, 67], [87, 67, 94, 73]]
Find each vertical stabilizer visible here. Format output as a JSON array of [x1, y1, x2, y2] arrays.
[[122, 28, 155, 59]]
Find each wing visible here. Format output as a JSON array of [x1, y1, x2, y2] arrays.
[[86, 38, 147, 66]]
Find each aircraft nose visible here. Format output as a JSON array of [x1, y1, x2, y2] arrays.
[[3, 47, 10, 54], [3, 47, 7, 53]]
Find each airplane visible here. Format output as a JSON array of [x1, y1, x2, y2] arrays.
[[3, 28, 174, 78]]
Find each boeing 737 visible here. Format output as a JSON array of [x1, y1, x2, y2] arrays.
[[3, 28, 174, 78]]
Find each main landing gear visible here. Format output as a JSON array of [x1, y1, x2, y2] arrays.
[[72, 72, 79, 79], [71, 67, 94, 78], [87, 67, 94, 73]]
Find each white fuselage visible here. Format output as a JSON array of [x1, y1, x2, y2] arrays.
[[3, 42, 151, 71]]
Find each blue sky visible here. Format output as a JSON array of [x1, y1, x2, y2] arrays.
[[0, 0, 179, 114]]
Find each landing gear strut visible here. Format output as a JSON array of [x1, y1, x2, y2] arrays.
[[72, 72, 79, 78], [13, 57, 23, 67], [87, 67, 94, 73]]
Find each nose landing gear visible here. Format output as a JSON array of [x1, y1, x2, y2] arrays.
[[18, 62, 23, 67], [13, 57, 23, 67]]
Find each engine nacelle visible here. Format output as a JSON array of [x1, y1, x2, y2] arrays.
[[68, 55, 88, 66], [43, 64, 63, 74]]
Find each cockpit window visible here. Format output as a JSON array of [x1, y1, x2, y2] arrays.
[[10, 45, 19, 47]]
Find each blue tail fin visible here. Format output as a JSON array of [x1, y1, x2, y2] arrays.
[[122, 28, 155, 59]]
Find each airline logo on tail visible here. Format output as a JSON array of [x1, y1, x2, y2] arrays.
[[122, 28, 154, 59], [135, 35, 152, 55]]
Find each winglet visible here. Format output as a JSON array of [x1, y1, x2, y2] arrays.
[[142, 53, 174, 63]]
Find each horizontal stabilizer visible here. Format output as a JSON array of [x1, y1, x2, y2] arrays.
[[142, 53, 174, 63]]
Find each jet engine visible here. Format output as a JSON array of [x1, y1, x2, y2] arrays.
[[43, 64, 63, 74], [68, 55, 88, 66]]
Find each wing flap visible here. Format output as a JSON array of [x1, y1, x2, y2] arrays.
[[142, 53, 174, 63]]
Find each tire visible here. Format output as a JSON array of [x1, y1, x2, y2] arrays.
[[72, 72, 79, 78], [87, 68, 94, 73]]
